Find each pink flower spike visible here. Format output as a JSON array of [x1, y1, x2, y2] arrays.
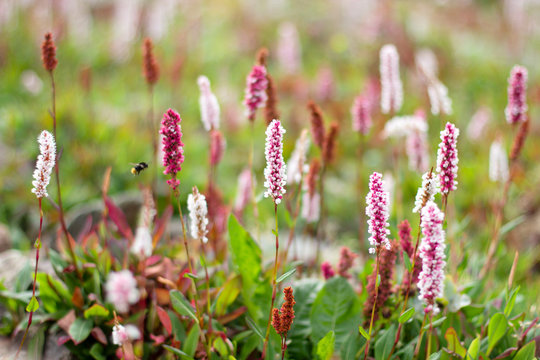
[[417, 201, 446, 315], [365, 172, 391, 254], [210, 130, 226, 166], [505, 65, 528, 125], [436, 122, 460, 195], [380, 44, 403, 114], [321, 261, 335, 280], [243, 65, 268, 122], [31, 130, 56, 198], [105, 270, 140, 313], [263, 119, 287, 205], [351, 95, 372, 135], [160, 108, 184, 191], [234, 169, 253, 215], [112, 324, 129, 345], [198, 75, 220, 131]]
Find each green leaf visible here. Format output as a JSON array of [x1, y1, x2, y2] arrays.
[[26, 296, 39, 312], [444, 327, 467, 358], [183, 272, 200, 280], [27, 325, 46, 360], [466, 337, 480, 360], [310, 277, 361, 350], [213, 336, 230, 356], [68, 318, 93, 344], [487, 313, 507, 355], [228, 216, 262, 286], [359, 326, 370, 340], [315, 331, 335, 360], [276, 268, 297, 283], [170, 290, 199, 324], [84, 304, 110, 318], [375, 324, 397, 360], [403, 251, 413, 273], [183, 325, 201, 357], [399, 307, 416, 323], [500, 216, 525, 236], [424, 317, 447, 330], [504, 286, 519, 317], [163, 345, 194, 359], [513, 341, 536, 360], [168, 310, 186, 341], [215, 276, 241, 316], [341, 331, 367, 360], [246, 316, 264, 341], [89, 344, 106, 360]]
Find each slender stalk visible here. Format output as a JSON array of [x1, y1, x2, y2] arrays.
[[200, 239, 213, 356], [149, 86, 157, 194], [262, 204, 280, 359], [413, 312, 429, 359], [315, 162, 327, 265], [49, 71, 79, 275], [17, 199, 43, 358], [175, 191, 207, 347], [357, 134, 365, 248], [426, 312, 435, 359], [248, 121, 261, 242], [364, 249, 381, 360], [280, 336, 286, 360]]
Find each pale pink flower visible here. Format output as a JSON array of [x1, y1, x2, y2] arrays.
[[505, 65, 528, 124], [406, 130, 429, 173], [31, 130, 56, 198], [316, 67, 335, 102], [489, 139, 509, 183], [380, 44, 403, 114], [106, 270, 140, 313], [467, 107, 491, 140], [198, 75, 220, 131], [413, 171, 440, 214], [263, 119, 287, 204], [427, 79, 452, 116], [383, 115, 427, 138], [187, 187, 209, 243], [209, 130, 226, 166], [131, 226, 152, 258], [301, 191, 320, 223], [351, 95, 372, 135], [277, 22, 301, 74], [234, 169, 253, 215], [112, 325, 129, 345], [287, 129, 310, 184], [418, 201, 446, 315]]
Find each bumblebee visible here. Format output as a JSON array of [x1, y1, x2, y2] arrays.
[[131, 162, 148, 175]]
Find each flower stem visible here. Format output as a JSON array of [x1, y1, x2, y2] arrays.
[[248, 121, 261, 242], [315, 162, 327, 265], [200, 239, 213, 356], [364, 249, 381, 360], [413, 312, 429, 359], [262, 204, 280, 359], [17, 199, 43, 358]]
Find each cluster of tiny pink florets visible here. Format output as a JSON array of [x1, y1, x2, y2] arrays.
[[417, 201, 446, 315], [380, 44, 403, 114], [436, 122, 459, 194], [505, 65, 528, 125], [160, 108, 184, 191], [31, 130, 56, 199], [263, 119, 287, 205], [366, 172, 391, 254], [351, 95, 372, 135], [244, 65, 268, 121]]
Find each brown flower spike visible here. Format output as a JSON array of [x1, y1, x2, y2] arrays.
[[41, 32, 58, 72], [272, 286, 295, 335], [323, 122, 339, 163], [308, 101, 326, 148], [265, 74, 280, 125], [306, 158, 321, 197], [143, 38, 159, 86]]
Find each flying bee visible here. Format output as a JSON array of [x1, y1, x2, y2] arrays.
[[130, 162, 148, 175]]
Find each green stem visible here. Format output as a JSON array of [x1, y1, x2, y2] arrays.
[[364, 250, 381, 360], [262, 204, 280, 359], [413, 312, 429, 359]]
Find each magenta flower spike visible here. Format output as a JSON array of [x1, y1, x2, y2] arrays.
[[436, 122, 459, 195], [31, 130, 56, 198], [351, 95, 372, 135], [243, 65, 268, 122], [380, 44, 403, 114], [505, 65, 528, 125], [366, 172, 391, 254], [263, 119, 287, 205], [160, 108, 184, 191], [417, 201, 446, 315], [321, 261, 335, 280]]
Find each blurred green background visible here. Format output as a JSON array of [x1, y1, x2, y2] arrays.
[[0, 0, 539, 307]]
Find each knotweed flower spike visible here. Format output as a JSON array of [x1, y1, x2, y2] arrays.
[[112, 324, 129, 345], [398, 220, 413, 258], [427, 79, 452, 115], [308, 101, 326, 148], [323, 122, 339, 164], [337, 247, 357, 278], [418, 201, 446, 315], [366, 172, 391, 254], [509, 118, 529, 162], [142, 38, 159, 86], [243, 64, 268, 122], [209, 130, 225, 166], [351, 95, 372, 135], [301, 191, 320, 223], [287, 129, 310, 184], [106, 270, 140, 313], [265, 74, 280, 125], [197, 75, 220, 131], [263, 119, 287, 205], [413, 171, 440, 213], [277, 22, 301, 74], [489, 139, 509, 182], [31, 130, 56, 198], [271, 287, 295, 335], [41, 32, 58, 72], [436, 122, 459, 195], [234, 169, 253, 215], [505, 65, 528, 125], [383, 115, 427, 138], [160, 109, 184, 191], [406, 130, 429, 173], [380, 44, 403, 114], [316, 67, 335, 101], [321, 261, 335, 280], [131, 226, 152, 258], [187, 187, 209, 243]]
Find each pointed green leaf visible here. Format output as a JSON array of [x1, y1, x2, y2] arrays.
[[358, 326, 370, 340], [504, 286, 519, 317], [183, 272, 200, 280], [26, 296, 39, 312], [69, 318, 93, 344], [163, 345, 194, 359], [170, 290, 199, 324], [513, 341, 536, 360], [84, 304, 110, 318], [277, 268, 297, 283], [315, 331, 335, 360], [487, 313, 507, 355], [403, 251, 412, 273], [466, 337, 480, 360], [246, 316, 264, 341], [399, 307, 416, 324], [183, 325, 201, 357], [444, 327, 467, 358], [375, 324, 397, 360]]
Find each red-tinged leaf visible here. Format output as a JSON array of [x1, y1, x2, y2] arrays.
[[150, 334, 166, 345], [77, 215, 94, 243], [58, 310, 76, 333], [102, 167, 112, 196], [57, 335, 71, 346], [72, 287, 84, 309], [82, 263, 97, 268], [91, 327, 108, 345], [104, 196, 133, 240], [63, 264, 77, 273], [153, 205, 173, 248], [146, 255, 162, 267], [217, 306, 247, 325], [157, 306, 172, 335], [493, 347, 518, 359]]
